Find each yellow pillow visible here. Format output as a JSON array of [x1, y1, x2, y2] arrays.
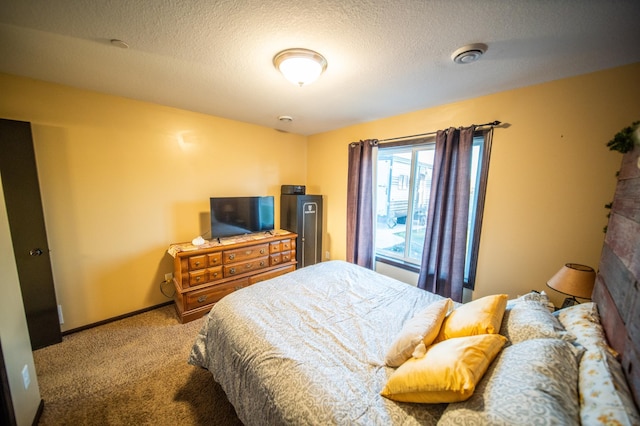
[[380, 334, 507, 403], [435, 294, 507, 342], [384, 298, 453, 367]]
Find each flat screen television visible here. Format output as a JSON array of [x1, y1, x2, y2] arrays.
[[210, 196, 275, 240]]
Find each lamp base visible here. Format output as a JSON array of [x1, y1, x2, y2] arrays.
[[560, 296, 579, 309]]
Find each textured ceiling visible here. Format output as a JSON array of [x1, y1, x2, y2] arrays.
[[1, 1, 639, 135]]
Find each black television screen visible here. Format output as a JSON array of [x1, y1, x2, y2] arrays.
[[210, 196, 274, 239]]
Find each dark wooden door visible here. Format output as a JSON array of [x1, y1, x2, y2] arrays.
[[0, 119, 62, 350]]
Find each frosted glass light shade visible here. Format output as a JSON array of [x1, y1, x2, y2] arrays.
[[546, 263, 595, 299], [274, 49, 327, 87]]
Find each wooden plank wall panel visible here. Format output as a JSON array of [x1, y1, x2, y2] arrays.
[[593, 278, 627, 354], [606, 211, 640, 274], [613, 178, 640, 222], [598, 245, 635, 321], [619, 145, 640, 180], [623, 291, 639, 410], [622, 339, 640, 410], [627, 285, 639, 352], [595, 143, 640, 410]]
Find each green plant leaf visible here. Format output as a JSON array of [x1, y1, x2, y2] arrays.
[[607, 121, 639, 153]]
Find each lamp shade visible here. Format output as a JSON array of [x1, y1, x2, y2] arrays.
[[274, 48, 327, 86], [546, 263, 595, 299]]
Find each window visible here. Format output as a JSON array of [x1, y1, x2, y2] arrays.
[[374, 131, 491, 289]]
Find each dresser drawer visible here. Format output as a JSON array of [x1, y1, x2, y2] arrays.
[[281, 239, 293, 251], [224, 256, 269, 276], [270, 253, 282, 266], [188, 269, 208, 286], [281, 250, 293, 263], [207, 252, 222, 266], [224, 244, 269, 263], [208, 266, 223, 282], [189, 255, 207, 270], [186, 266, 223, 287], [185, 278, 249, 311]]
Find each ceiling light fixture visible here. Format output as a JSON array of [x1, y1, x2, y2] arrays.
[[451, 43, 487, 64], [273, 48, 327, 87]]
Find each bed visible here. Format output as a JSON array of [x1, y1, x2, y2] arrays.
[[189, 146, 640, 425], [189, 260, 450, 424], [189, 261, 639, 425]]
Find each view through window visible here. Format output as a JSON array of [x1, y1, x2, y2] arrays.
[[374, 133, 489, 288]]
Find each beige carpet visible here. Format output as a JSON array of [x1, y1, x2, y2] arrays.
[[33, 305, 243, 425]]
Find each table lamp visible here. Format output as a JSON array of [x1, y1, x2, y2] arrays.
[[546, 263, 596, 309]]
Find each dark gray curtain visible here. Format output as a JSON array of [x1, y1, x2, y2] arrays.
[[346, 139, 377, 268], [417, 126, 475, 302]]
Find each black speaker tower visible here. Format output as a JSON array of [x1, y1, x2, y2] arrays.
[[281, 192, 322, 268]]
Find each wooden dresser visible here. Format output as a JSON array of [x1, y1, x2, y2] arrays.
[[168, 231, 297, 323]]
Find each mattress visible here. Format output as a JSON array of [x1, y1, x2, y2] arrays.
[[189, 260, 448, 425]]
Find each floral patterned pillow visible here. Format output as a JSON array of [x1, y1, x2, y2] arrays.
[[555, 302, 617, 356], [556, 302, 639, 425], [579, 347, 640, 425]]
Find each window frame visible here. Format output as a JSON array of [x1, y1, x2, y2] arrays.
[[373, 129, 493, 290]]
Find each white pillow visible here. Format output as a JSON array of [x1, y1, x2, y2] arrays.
[[384, 298, 452, 367]]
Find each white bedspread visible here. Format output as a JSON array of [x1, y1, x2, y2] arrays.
[[189, 260, 448, 425]]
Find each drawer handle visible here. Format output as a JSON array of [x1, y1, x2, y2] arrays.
[[229, 254, 235, 260], [229, 268, 236, 274], [260, 249, 266, 254], [246, 263, 253, 269], [196, 276, 202, 282], [273, 258, 280, 263], [260, 260, 265, 266], [212, 272, 218, 278], [197, 295, 207, 303], [195, 261, 201, 267], [245, 250, 252, 255]]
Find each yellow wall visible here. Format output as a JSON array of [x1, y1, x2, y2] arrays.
[[0, 73, 307, 331], [308, 62, 640, 307]]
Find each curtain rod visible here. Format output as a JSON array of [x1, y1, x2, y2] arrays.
[[378, 120, 501, 143]]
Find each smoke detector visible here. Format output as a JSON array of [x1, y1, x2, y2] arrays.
[[451, 43, 488, 64]]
